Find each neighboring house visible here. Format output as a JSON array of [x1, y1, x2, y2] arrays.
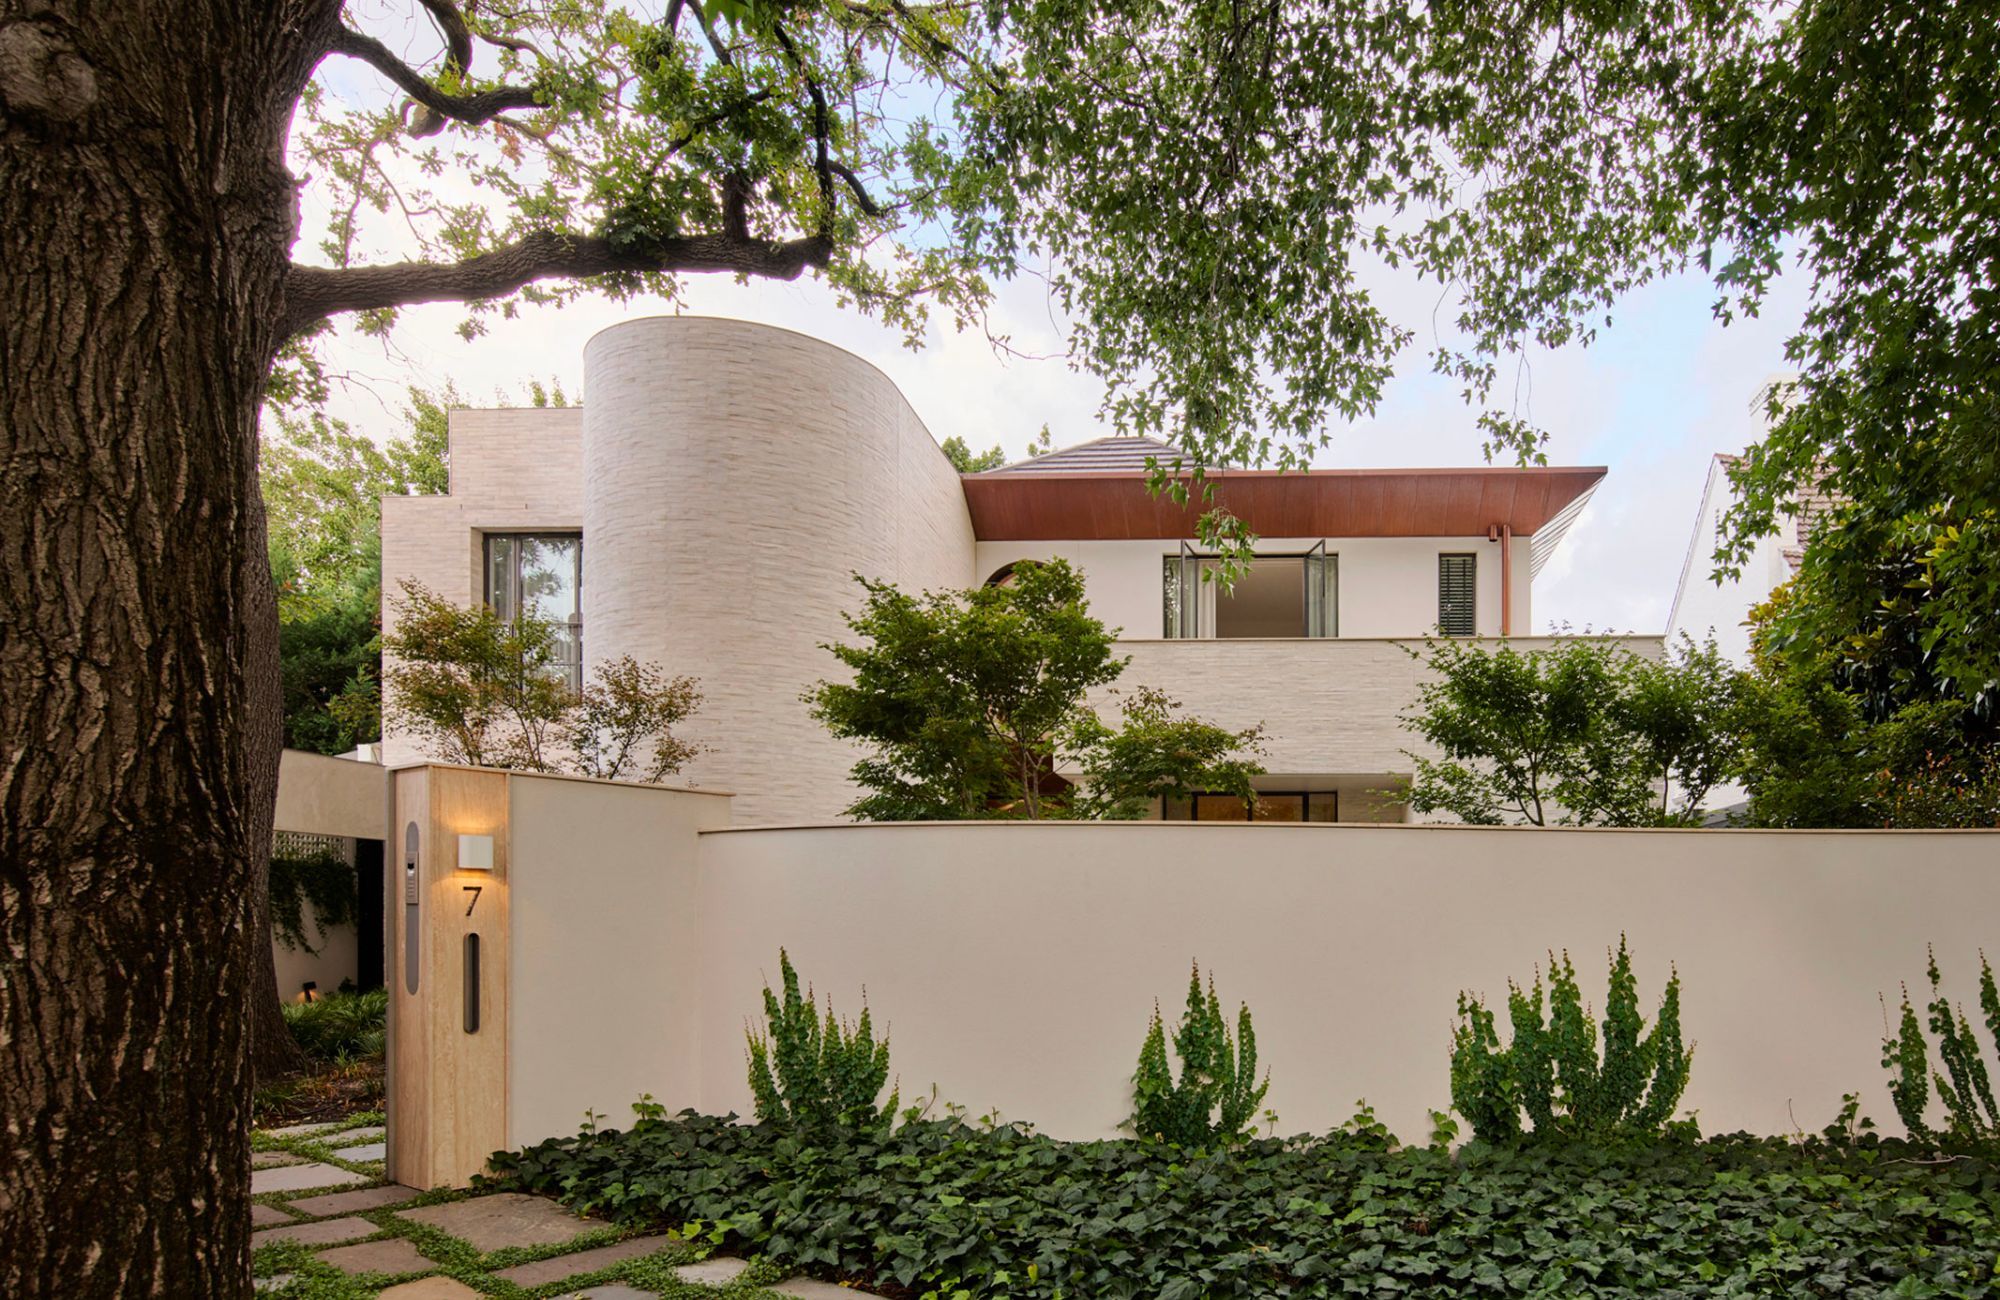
[[1664, 453, 1833, 667], [380, 316, 1621, 825]]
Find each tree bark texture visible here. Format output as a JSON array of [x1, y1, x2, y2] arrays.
[[0, 2, 335, 1294]]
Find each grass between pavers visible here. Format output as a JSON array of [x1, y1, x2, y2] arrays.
[[253, 1110, 390, 1184], [254, 1182, 811, 1298]]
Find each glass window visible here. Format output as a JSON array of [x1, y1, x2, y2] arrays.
[[1170, 791, 1340, 822], [484, 533, 582, 690], [1162, 546, 1337, 639]]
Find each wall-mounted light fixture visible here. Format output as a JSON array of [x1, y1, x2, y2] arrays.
[[457, 833, 495, 871]]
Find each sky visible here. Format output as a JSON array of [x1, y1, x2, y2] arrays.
[[306, 3, 1812, 637]]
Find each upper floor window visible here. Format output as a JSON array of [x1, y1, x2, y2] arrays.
[[1437, 553, 1477, 636], [485, 533, 582, 689], [1163, 542, 1337, 639]]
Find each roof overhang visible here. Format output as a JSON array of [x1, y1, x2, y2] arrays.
[[961, 467, 1607, 548]]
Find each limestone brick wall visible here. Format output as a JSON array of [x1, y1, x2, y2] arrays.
[[378, 408, 584, 766], [580, 317, 977, 824]]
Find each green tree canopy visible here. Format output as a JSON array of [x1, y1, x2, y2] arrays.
[[1401, 637, 1743, 827], [809, 559, 1262, 818]]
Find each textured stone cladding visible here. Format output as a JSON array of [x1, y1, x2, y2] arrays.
[[581, 317, 977, 824], [379, 408, 585, 766]]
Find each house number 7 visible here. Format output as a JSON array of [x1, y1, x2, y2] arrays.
[[462, 885, 482, 917]]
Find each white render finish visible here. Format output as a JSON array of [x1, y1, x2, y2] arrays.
[[581, 317, 976, 824], [977, 536, 1533, 639]]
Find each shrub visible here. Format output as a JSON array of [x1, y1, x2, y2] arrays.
[[282, 987, 388, 1062], [496, 1105, 2000, 1298], [1130, 962, 1269, 1148], [1884, 949, 2000, 1148], [745, 949, 895, 1131], [1452, 938, 1691, 1142]]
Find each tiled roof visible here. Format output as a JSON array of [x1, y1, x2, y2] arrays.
[[986, 435, 1179, 474]]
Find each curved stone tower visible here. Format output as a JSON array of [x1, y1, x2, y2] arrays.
[[581, 317, 976, 823]]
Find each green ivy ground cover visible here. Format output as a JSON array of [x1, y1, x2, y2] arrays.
[[493, 1110, 2000, 1298]]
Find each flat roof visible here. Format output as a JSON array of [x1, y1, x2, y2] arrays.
[[962, 466, 1607, 543]]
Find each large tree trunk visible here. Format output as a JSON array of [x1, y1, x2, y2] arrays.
[[0, 3, 329, 1293]]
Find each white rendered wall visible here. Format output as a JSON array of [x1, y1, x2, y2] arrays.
[[581, 317, 977, 824], [379, 408, 585, 766], [688, 822, 2000, 1146], [976, 535, 1534, 639]]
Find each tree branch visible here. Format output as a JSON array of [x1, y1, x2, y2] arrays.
[[280, 228, 832, 338], [328, 25, 542, 136]]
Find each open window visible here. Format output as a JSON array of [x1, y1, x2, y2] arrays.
[[1162, 545, 1337, 638]]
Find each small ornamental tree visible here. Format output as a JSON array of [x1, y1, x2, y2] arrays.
[[385, 583, 703, 779], [1883, 950, 2000, 1149], [1067, 687, 1266, 820], [746, 949, 896, 1132], [1130, 963, 1270, 1149], [809, 561, 1263, 819], [1402, 636, 1743, 826], [1452, 938, 1692, 1142]]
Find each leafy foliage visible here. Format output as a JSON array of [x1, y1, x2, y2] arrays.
[[1884, 950, 2000, 1150], [262, 388, 451, 753], [498, 1103, 2000, 1298], [940, 436, 1007, 473], [385, 583, 702, 779], [1130, 963, 1270, 1150], [1402, 637, 1742, 825], [1453, 939, 1691, 1143], [268, 849, 359, 955], [1733, 586, 1999, 828], [281, 988, 388, 1064], [746, 950, 895, 1132], [809, 560, 1261, 819], [1066, 687, 1266, 820], [564, 656, 704, 783]]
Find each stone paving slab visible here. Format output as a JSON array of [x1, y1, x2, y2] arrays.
[[396, 1192, 603, 1253], [251, 1215, 377, 1248], [674, 1256, 751, 1284], [250, 1203, 296, 1228], [775, 1279, 865, 1297], [289, 1184, 422, 1217], [332, 1140, 386, 1161], [376, 1279, 483, 1299], [572, 1288, 653, 1300], [252, 1151, 302, 1168], [252, 1161, 370, 1194], [317, 1236, 435, 1277], [493, 1234, 677, 1285], [253, 1274, 293, 1294]]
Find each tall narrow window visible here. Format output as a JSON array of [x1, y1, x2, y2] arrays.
[[485, 533, 583, 690], [1438, 553, 1477, 636], [1303, 542, 1338, 637]]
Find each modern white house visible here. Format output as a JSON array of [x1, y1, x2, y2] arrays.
[[1665, 451, 1840, 666], [381, 315, 1623, 825]]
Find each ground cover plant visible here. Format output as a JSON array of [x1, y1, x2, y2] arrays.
[[497, 1104, 2000, 1299], [282, 988, 389, 1064], [746, 949, 896, 1131]]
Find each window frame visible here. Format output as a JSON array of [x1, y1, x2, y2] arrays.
[[482, 531, 584, 691]]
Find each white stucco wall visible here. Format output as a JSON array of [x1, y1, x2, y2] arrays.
[[977, 535, 1534, 639], [506, 773, 733, 1147], [581, 317, 977, 824], [687, 822, 2000, 1145]]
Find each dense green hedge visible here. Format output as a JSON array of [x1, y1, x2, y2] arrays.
[[494, 1109, 2000, 1298]]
